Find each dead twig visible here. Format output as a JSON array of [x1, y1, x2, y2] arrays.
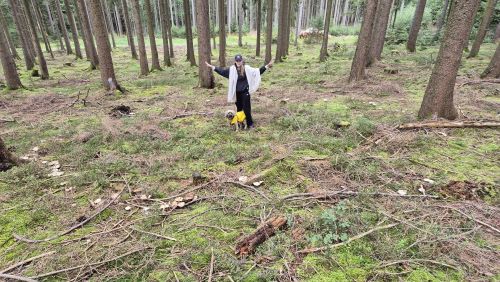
[[164, 111, 214, 120], [0, 117, 15, 123], [208, 248, 215, 282], [0, 273, 38, 282], [433, 205, 500, 235], [281, 190, 438, 202], [13, 187, 125, 243], [223, 181, 270, 200], [377, 259, 460, 271], [398, 120, 500, 130], [0, 251, 56, 274], [128, 226, 177, 241], [458, 78, 500, 87], [297, 223, 399, 254]]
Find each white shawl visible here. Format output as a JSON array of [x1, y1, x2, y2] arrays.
[[227, 65, 262, 103]]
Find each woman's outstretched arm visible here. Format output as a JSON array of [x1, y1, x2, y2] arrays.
[[260, 60, 274, 75], [205, 62, 230, 78]]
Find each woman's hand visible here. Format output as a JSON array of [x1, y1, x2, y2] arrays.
[[266, 60, 274, 69], [205, 61, 215, 69]]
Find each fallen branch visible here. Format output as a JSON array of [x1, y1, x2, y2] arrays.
[[0, 251, 55, 274], [235, 215, 287, 256], [377, 258, 460, 271], [165, 111, 214, 120], [433, 205, 500, 235], [13, 188, 125, 243], [128, 226, 177, 241], [31, 247, 149, 279], [281, 190, 438, 202], [208, 248, 215, 282], [0, 117, 15, 123], [223, 181, 270, 200], [0, 273, 38, 282], [458, 78, 500, 87], [398, 120, 500, 130], [297, 223, 399, 254]]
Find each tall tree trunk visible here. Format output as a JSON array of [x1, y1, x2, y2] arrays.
[[319, 0, 333, 62], [48, 1, 66, 51], [144, 0, 162, 70], [218, 0, 226, 66], [191, 0, 196, 27], [77, 0, 98, 69], [115, 4, 123, 35], [468, 0, 497, 58], [88, 0, 123, 92], [367, 0, 393, 65], [10, 0, 35, 70], [418, 0, 480, 120], [165, 0, 175, 57], [406, 0, 426, 52], [122, 0, 138, 59], [294, 0, 303, 47], [0, 11, 19, 60], [228, 0, 232, 32], [433, 0, 449, 40], [495, 23, 500, 42], [480, 43, 500, 78], [196, 0, 214, 88], [265, 0, 273, 63], [237, 0, 243, 47], [0, 15, 22, 90], [55, 0, 73, 54], [348, 0, 378, 82], [160, 0, 172, 66], [74, 0, 90, 59], [103, 0, 117, 48], [45, 1, 57, 35], [23, 0, 49, 79], [132, 0, 150, 75], [64, 0, 82, 59], [256, 0, 262, 56], [275, 0, 285, 61], [34, 1, 54, 59], [183, 0, 196, 65]]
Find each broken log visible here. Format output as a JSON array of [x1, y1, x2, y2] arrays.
[[398, 120, 500, 130], [235, 215, 287, 256]]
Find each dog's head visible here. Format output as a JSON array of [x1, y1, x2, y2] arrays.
[[225, 110, 235, 120]]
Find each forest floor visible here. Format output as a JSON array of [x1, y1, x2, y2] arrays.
[[0, 35, 499, 281]]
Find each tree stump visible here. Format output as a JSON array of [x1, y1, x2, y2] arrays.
[[235, 215, 287, 256], [0, 137, 18, 171]]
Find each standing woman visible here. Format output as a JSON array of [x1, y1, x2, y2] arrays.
[[206, 55, 273, 128]]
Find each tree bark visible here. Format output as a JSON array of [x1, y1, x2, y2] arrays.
[[348, 0, 378, 82], [294, 0, 303, 47], [11, 0, 34, 70], [166, 0, 174, 57], [103, 0, 117, 49], [418, 0, 480, 120], [122, 0, 138, 59], [433, 0, 449, 40], [55, 0, 73, 54], [319, 0, 333, 62], [235, 216, 287, 256], [64, 0, 82, 59], [495, 23, 500, 42], [237, 0, 243, 47], [265, 0, 273, 63], [0, 15, 22, 90], [160, 0, 172, 66], [132, 0, 150, 75], [115, 4, 123, 35], [88, 0, 123, 92], [76, 0, 98, 69], [183, 0, 197, 66], [34, 1, 54, 59], [23, 0, 49, 79], [367, 0, 393, 65], [144, 0, 162, 70], [218, 0, 226, 66], [480, 43, 500, 78], [0, 10, 19, 60], [468, 0, 497, 58], [406, 0, 426, 52], [256, 0, 262, 56], [275, 0, 286, 62], [196, 0, 214, 88]]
